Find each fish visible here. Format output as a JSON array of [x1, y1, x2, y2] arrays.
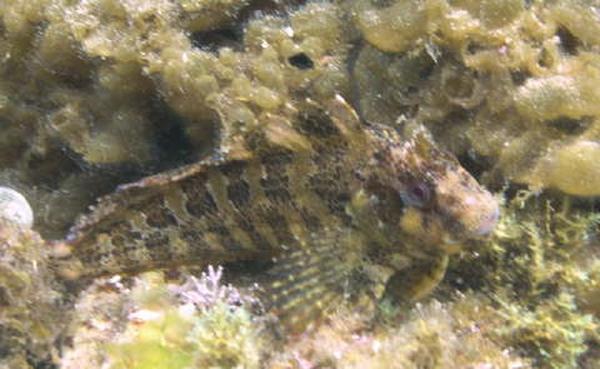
[[53, 96, 499, 331]]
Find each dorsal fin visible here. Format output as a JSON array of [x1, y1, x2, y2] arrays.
[[213, 93, 365, 158], [402, 123, 434, 156], [325, 94, 363, 133]]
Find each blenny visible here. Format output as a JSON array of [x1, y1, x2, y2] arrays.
[[54, 96, 499, 331]]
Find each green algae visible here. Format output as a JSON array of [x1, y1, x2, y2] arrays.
[[0, 222, 68, 369], [443, 191, 599, 368], [61, 269, 266, 369], [0, 0, 355, 236], [496, 293, 595, 369], [56, 192, 599, 369], [0, 0, 599, 368], [267, 295, 533, 369], [2, 0, 597, 237], [349, 0, 600, 196]]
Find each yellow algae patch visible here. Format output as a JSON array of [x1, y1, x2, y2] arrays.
[[514, 75, 600, 121], [353, 0, 430, 53], [528, 140, 600, 197]]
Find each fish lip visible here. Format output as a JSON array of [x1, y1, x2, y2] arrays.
[[474, 204, 500, 237], [441, 199, 500, 243]]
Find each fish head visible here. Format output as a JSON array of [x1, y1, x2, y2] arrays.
[[368, 125, 500, 250]]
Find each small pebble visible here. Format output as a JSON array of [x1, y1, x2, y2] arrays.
[[0, 186, 34, 228]]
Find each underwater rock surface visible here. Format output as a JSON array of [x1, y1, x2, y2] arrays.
[[0, 0, 598, 368], [0, 222, 69, 369]]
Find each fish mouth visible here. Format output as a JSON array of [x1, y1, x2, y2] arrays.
[[438, 199, 500, 250], [473, 204, 500, 237], [446, 193, 501, 241]]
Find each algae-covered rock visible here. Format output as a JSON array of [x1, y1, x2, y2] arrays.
[[0, 0, 346, 235], [497, 293, 596, 369], [267, 295, 532, 369], [548, 0, 600, 47], [444, 192, 599, 369], [514, 74, 600, 122], [349, 0, 600, 197], [0, 222, 68, 368], [1, 0, 599, 367], [352, 0, 431, 54], [61, 267, 266, 369], [527, 139, 600, 197], [179, 0, 249, 32]]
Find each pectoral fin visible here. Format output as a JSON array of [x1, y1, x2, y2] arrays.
[[383, 252, 449, 303], [262, 228, 361, 333]]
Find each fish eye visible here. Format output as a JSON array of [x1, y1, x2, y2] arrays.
[[402, 182, 432, 207]]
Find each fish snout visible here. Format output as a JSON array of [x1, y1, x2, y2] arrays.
[[474, 201, 500, 236], [459, 192, 500, 238]]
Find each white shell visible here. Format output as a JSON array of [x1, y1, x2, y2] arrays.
[[0, 187, 34, 228]]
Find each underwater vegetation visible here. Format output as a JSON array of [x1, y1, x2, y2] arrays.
[[0, 222, 68, 369], [266, 295, 535, 369], [59, 267, 265, 369], [349, 0, 600, 198], [444, 191, 599, 369], [0, 0, 354, 238], [1, 0, 599, 236], [0, 0, 598, 368], [56, 190, 600, 369]]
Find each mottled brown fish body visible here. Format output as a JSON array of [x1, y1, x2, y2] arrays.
[[63, 103, 373, 278], [59, 96, 500, 329]]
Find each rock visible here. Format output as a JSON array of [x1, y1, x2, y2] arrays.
[[0, 187, 33, 228]]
